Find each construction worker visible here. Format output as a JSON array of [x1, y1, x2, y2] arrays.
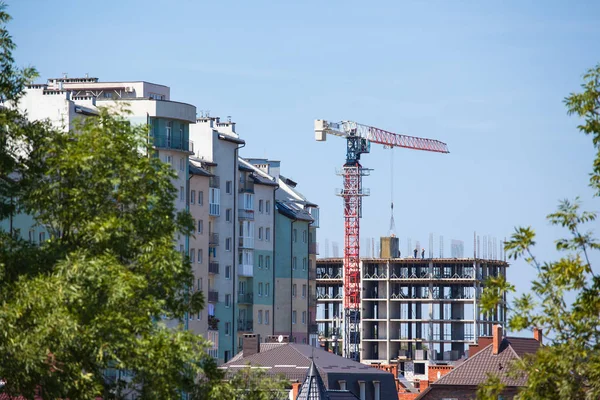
[[422, 248, 425, 259], [413, 248, 418, 258]]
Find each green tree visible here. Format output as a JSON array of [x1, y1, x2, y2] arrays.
[[478, 64, 600, 399]]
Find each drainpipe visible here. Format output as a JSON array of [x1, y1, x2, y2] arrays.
[[307, 220, 313, 344], [290, 217, 298, 341], [271, 184, 279, 337], [232, 142, 245, 358]]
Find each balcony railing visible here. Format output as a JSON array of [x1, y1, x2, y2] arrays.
[[209, 232, 219, 246], [151, 133, 194, 153], [209, 262, 219, 274], [239, 180, 254, 193], [309, 243, 319, 255], [237, 292, 254, 304], [208, 291, 219, 303], [237, 264, 253, 277], [238, 236, 254, 249], [237, 319, 253, 332], [208, 315, 219, 331], [209, 176, 220, 188], [209, 203, 220, 216], [238, 209, 254, 221], [309, 324, 319, 334]]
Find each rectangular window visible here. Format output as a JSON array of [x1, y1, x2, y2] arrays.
[[226, 180, 232, 194], [179, 158, 184, 171], [167, 155, 173, 165], [266, 256, 271, 269], [190, 249, 195, 263], [258, 199, 263, 213], [225, 238, 232, 251], [225, 322, 231, 335], [265, 283, 270, 297], [198, 191, 204, 206], [303, 230, 307, 243], [243, 193, 253, 210], [198, 220, 204, 234], [258, 227, 263, 240], [39, 232, 46, 242], [226, 208, 232, 222], [302, 284, 307, 298], [258, 255, 264, 269], [293, 229, 297, 242], [292, 257, 297, 270], [265, 310, 270, 325], [292, 284, 297, 297], [28, 229, 35, 243], [292, 311, 297, 324], [265, 228, 271, 242], [197, 278, 202, 291], [302, 311, 306, 324], [225, 294, 231, 308], [225, 265, 231, 279], [258, 310, 263, 324], [180, 186, 184, 201], [258, 283, 263, 296], [198, 249, 203, 264], [266, 200, 271, 214], [302, 258, 307, 271], [239, 281, 246, 295], [190, 190, 196, 204]]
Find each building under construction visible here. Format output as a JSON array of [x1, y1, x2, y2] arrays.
[[316, 236, 508, 387]]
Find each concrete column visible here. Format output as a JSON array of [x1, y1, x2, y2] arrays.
[[373, 380, 380, 400], [358, 380, 366, 400], [338, 380, 346, 390]]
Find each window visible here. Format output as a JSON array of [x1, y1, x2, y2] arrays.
[[303, 230, 307, 243], [226, 208, 232, 222], [190, 190, 196, 204], [258, 255, 264, 269], [197, 278, 202, 291], [302, 284, 307, 298], [243, 193, 253, 209], [39, 232, 46, 242], [258, 227, 263, 240], [265, 283, 270, 297], [198, 249, 203, 264], [225, 265, 231, 279], [266, 256, 271, 269], [292, 311, 297, 324], [302, 257, 307, 271], [239, 281, 246, 295], [198, 220, 203, 234], [198, 191, 204, 206], [258, 199, 263, 213], [225, 322, 231, 335], [226, 180, 232, 194], [265, 310, 270, 325], [265, 228, 271, 241], [414, 363, 426, 375], [179, 158, 184, 171], [258, 283, 263, 296], [190, 249, 195, 263], [302, 311, 306, 324], [258, 310, 263, 324], [103, 92, 112, 98], [266, 200, 271, 214], [292, 257, 297, 270], [292, 284, 297, 297], [166, 155, 173, 165], [293, 229, 297, 242], [28, 229, 35, 243], [225, 294, 231, 308], [180, 186, 184, 201], [225, 237, 232, 251]]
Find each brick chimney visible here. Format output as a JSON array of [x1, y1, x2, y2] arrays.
[[292, 382, 301, 399], [243, 333, 260, 357], [468, 336, 493, 358], [533, 327, 543, 345], [492, 325, 503, 355]]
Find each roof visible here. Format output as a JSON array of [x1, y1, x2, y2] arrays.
[[228, 342, 286, 363], [276, 201, 314, 222], [326, 391, 359, 400], [218, 133, 245, 145], [297, 361, 329, 400], [189, 159, 213, 177], [251, 173, 278, 186], [418, 337, 540, 397]]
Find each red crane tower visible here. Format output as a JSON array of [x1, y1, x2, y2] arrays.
[[315, 120, 449, 360]]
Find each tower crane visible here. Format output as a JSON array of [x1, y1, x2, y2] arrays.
[[315, 120, 449, 360]]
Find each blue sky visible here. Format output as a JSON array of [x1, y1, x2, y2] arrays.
[[8, 1, 600, 309]]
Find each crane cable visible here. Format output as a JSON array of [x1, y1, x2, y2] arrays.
[[389, 147, 396, 236]]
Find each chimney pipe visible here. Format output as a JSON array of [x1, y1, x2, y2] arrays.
[[533, 327, 543, 345], [492, 325, 503, 355], [243, 333, 260, 357]]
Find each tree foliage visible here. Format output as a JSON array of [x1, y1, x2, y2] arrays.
[[479, 64, 600, 400], [0, 4, 286, 399]]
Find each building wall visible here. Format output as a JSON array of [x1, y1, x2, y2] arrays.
[[420, 386, 520, 400]]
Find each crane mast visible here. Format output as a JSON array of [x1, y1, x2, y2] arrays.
[[315, 120, 449, 361]]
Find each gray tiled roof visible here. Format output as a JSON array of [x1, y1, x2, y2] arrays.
[[297, 361, 329, 400], [326, 391, 359, 400], [429, 337, 540, 388]]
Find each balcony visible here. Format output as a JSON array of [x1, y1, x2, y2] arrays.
[[209, 232, 219, 246], [239, 180, 254, 193], [209, 262, 219, 274], [237, 319, 253, 332], [208, 315, 219, 331], [209, 203, 220, 216], [309, 324, 319, 334], [208, 291, 219, 303], [238, 209, 254, 221], [237, 292, 254, 304], [237, 264, 253, 277], [151, 133, 194, 154], [309, 243, 319, 255], [209, 176, 220, 188], [238, 236, 254, 249]]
